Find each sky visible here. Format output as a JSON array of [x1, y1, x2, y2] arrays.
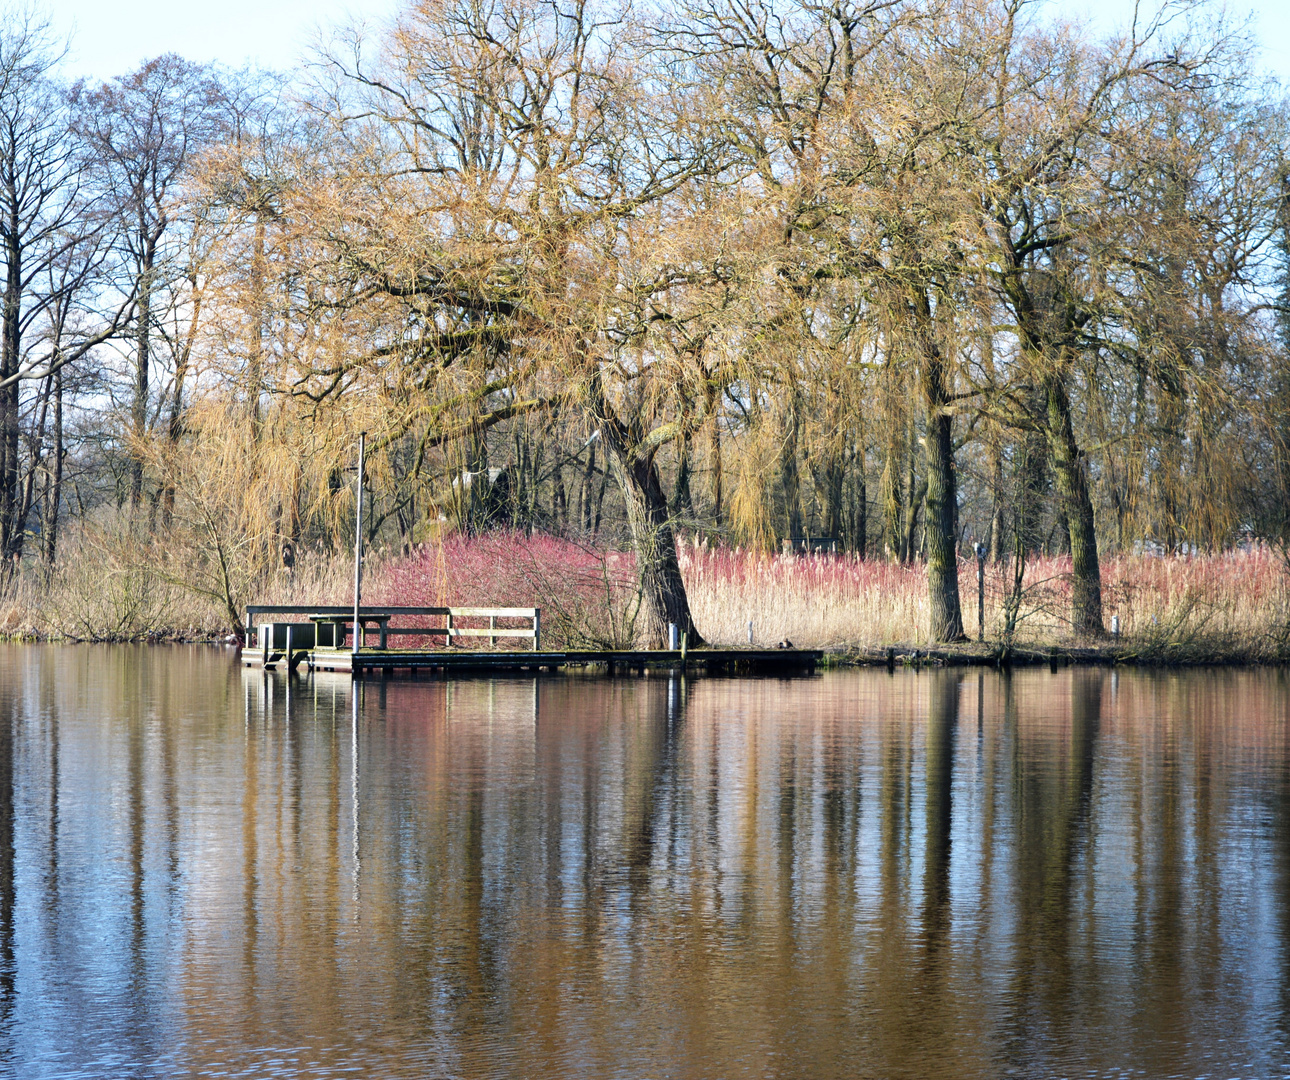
[[39, 0, 1290, 84], [47, 0, 401, 81]]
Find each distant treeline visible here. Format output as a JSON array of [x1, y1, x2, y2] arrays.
[[1, 0, 1288, 646]]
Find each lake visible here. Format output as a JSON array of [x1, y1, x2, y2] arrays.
[[0, 645, 1286, 1078]]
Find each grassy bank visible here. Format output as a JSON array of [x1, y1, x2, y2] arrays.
[[3, 530, 1288, 663]]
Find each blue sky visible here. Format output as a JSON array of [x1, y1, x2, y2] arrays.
[[49, 0, 401, 80], [43, 0, 1290, 83]]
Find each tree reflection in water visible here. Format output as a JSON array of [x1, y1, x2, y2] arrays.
[[0, 646, 1284, 1078]]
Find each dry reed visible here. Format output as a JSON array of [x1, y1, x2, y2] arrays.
[[680, 540, 1290, 657], [5, 528, 1289, 660]]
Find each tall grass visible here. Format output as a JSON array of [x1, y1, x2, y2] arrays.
[[680, 545, 927, 646], [5, 526, 1289, 658], [680, 541, 1290, 656]]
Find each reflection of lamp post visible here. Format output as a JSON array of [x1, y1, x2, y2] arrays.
[[973, 542, 987, 642]]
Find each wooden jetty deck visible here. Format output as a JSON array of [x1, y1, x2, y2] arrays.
[[302, 646, 821, 675], [241, 604, 820, 676]]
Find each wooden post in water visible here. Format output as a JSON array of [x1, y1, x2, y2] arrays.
[[352, 432, 366, 658]]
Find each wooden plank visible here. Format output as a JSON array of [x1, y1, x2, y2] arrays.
[[447, 607, 538, 618], [303, 647, 820, 672], [248, 604, 537, 619], [447, 627, 536, 638], [358, 627, 535, 637], [247, 605, 452, 618]]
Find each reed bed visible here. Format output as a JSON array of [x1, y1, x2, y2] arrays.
[[680, 545, 927, 647], [3, 527, 1289, 661], [680, 541, 1290, 657]]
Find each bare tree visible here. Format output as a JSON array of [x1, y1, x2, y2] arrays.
[[0, 9, 128, 566], [71, 55, 229, 511]]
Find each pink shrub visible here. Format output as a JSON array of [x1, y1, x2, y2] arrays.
[[369, 532, 640, 648]]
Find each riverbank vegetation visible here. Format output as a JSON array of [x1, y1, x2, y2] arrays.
[[4, 534, 1290, 663], [2, 0, 1290, 656]]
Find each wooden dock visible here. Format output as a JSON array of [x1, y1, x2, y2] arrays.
[[299, 647, 821, 675], [241, 604, 820, 676]]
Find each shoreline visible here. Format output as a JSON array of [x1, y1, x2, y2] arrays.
[[830, 640, 1287, 669], [0, 633, 1285, 670]]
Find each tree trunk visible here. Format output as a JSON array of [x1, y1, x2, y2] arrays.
[[163, 271, 200, 528], [880, 434, 902, 561], [822, 450, 844, 542], [1001, 260, 1105, 635], [778, 395, 803, 542], [1044, 370, 1104, 636], [552, 460, 567, 528], [130, 248, 155, 509], [852, 445, 867, 557], [1156, 365, 1186, 548], [462, 429, 488, 535], [579, 438, 597, 532], [523, 435, 541, 533], [247, 214, 266, 437], [43, 364, 62, 566], [917, 310, 965, 642], [0, 233, 20, 563], [671, 431, 694, 522], [606, 441, 702, 647], [902, 439, 922, 565], [14, 371, 51, 557], [924, 400, 964, 640], [593, 466, 608, 537], [708, 417, 723, 525], [987, 435, 1004, 562], [589, 370, 702, 648]]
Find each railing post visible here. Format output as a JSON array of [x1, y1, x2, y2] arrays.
[[446, 609, 453, 648], [490, 614, 496, 649], [533, 609, 541, 653]]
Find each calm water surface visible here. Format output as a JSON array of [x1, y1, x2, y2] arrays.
[[0, 646, 1287, 1078]]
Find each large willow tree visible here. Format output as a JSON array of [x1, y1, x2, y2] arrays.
[[285, 0, 743, 646]]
